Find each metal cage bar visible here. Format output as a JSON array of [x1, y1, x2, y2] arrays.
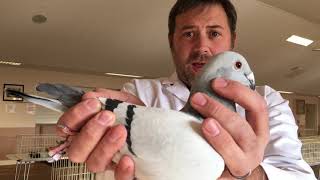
[[51, 158, 95, 180], [300, 136, 320, 166], [12, 134, 62, 180]]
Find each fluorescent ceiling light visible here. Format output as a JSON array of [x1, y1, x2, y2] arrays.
[[286, 35, 313, 46], [278, 91, 294, 94], [0, 61, 22, 66], [105, 72, 143, 78]]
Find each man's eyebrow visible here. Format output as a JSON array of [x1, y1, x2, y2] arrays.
[[180, 25, 196, 30], [207, 25, 224, 29], [180, 25, 224, 30]]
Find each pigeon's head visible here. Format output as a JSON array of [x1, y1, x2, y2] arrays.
[[182, 51, 255, 118], [191, 51, 255, 92]]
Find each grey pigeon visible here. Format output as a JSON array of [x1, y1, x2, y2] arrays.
[[7, 51, 255, 180]]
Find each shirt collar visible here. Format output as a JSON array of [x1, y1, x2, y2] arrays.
[[161, 72, 178, 85], [161, 72, 190, 103]]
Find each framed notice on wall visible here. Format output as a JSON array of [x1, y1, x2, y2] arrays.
[[3, 84, 24, 102], [296, 99, 305, 114]]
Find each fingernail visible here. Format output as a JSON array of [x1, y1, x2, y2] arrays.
[[48, 150, 55, 157], [107, 127, 122, 143], [214, 78, 228, 88], [192, 93, 207, 106], [97, 111, 114, 125], [122, 161, 134, 172], [86, 99, 101, 111], [204, 119, 220, 137], [125, 165, 133, 172]]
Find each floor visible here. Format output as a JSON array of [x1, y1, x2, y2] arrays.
[[312, 165, 320, 179], [0, 160, 96, 180], [0, 162, 51, 180]]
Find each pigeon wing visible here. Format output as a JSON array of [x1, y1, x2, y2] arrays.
[[36, 83, 85, 108]]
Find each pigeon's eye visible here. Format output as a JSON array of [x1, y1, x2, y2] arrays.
[[235, 61, 242, 70]]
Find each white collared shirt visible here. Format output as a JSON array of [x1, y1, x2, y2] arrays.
[[97, 73, 316, 180]]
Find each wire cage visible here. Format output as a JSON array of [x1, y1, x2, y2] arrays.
[[300, 136, 320, 166], [51, 158, 95, 180], [10, 134, 63, 180], [14, 160, 33, 180], [10, 134, 96, 180], [15, 134, 63, 161]]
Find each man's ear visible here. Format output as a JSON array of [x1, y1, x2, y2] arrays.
[[231, 32, 237, 49], [168, 34, 174, 51]]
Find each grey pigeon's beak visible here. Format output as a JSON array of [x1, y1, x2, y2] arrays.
[[245, 72, 255, 90]]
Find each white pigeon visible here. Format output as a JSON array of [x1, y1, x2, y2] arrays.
[[7, 51, 255, 180]]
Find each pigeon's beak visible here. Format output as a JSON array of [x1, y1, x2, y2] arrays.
[[245, 72, 255, 90]]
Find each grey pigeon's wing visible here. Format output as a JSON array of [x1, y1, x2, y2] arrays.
[[36, 83, 85, 108]]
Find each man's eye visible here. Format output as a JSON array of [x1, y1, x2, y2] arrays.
[[209, 31, 220, 38], [183, 32, 194, 38]]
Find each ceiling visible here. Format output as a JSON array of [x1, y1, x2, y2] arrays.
[[0, 0, 319, 95]]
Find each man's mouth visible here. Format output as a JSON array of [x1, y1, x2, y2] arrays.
[[191, 62, 206, 73]]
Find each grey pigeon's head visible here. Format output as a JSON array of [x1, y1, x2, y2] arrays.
[[181, 51, 255, 118], [191, 51, 255, 94]]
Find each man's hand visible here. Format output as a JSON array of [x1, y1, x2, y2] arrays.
[[190, 78, 269, 179], [57, 88, 143, 179]]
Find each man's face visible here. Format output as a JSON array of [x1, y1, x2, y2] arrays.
[[170, 4, 235, 88]]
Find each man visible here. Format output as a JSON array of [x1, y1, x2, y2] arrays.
[[57, 0, 316, 179]]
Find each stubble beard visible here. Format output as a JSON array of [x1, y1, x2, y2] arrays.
[[176, 52, 211, 89]]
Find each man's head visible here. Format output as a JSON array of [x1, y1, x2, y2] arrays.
[[168, 0, 237, 88]]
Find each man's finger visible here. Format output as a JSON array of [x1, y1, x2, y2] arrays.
[[67, 111, 115, 163], [212, 78, 265, 113], [85, 125, 127, 173], [201, 118, 251, 177], [212, 78, 269, 142], [191, 92, 256, 150], [57, 98, 101, 137], [114, 155, 135, 180]]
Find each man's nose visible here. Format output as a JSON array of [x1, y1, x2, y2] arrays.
[[194, 36, 211, 56]]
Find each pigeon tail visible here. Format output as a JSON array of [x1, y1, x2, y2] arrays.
[[6, 89, 68, 112]]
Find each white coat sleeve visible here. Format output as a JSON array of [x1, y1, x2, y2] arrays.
[[259, 86, 316, 180]]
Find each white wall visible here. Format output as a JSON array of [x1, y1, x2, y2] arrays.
[[0, 66, 132, 128]]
